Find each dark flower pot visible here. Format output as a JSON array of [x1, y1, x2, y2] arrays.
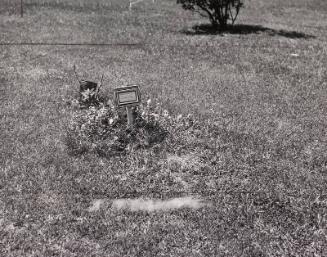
[[79, 80, 98, 92]]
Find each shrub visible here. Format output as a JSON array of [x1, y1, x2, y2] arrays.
[[177, 0, 244, 30]]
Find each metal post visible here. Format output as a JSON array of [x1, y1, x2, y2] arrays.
[[126, 106, 134, 127], [20, 0, 23, 17]]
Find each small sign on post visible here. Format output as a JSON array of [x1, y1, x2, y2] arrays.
[[21, 0, 23, 17], [114, 85, 141, 127]]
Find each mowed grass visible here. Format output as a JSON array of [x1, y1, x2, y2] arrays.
[[0, 0, 327, 256]]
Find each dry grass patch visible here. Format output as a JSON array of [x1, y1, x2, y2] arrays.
[[112, 196, 210, 212]]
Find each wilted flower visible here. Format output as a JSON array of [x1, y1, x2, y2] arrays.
[[152, 113, 160, 121], [89, 106, 96, 112], [109, 118, 114, 125], [163, 109, 169, 117], [71, 99, 79, 108]]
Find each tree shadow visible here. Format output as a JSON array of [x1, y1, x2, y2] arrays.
[[182, 24, 315, 39]]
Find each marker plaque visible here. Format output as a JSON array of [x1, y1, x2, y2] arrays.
[[114, 85, 141, 107], [114, 85, 141, 127]]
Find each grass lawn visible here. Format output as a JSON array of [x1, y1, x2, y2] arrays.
[[0, 0, 326, 256]]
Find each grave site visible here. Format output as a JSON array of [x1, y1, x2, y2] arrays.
[[0, 0, 327, 256]]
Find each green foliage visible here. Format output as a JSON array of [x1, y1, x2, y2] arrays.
[[177, 0, 244, 29]]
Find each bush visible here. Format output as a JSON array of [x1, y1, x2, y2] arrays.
[[177, 0, 244, 30]]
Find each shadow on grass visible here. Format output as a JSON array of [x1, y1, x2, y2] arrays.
[[182, 24, 315, 39]]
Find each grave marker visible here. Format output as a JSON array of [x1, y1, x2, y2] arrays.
[[114, 85, 141, 127]]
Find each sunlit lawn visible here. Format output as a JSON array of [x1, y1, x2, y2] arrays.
[[0, 0, 326, 256]]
